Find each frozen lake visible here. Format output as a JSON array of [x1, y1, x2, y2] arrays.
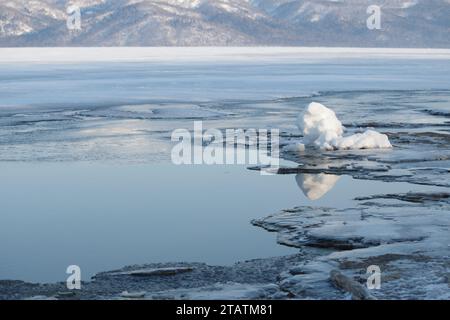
[[0, 48, 449, 284]]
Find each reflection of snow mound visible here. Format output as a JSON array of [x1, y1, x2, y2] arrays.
[[296, 173, 340, 200], [297, 102, 392, 150]]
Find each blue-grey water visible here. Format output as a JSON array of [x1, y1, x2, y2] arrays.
[[0, 56, 449, 282]]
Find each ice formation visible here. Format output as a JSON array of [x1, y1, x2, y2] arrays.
[[297, 102, 392, 150]]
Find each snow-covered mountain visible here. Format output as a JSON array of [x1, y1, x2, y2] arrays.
[[0, 0, 449, 47]]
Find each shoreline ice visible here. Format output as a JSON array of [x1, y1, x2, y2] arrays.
[[1, 47, 450, 63]]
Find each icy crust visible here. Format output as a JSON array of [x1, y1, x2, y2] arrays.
[[86, 104, 232, 120], [132, 283, 284, 300], [296, 102, 392, 151], [252, 192, 450, 299]]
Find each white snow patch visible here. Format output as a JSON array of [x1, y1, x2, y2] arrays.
[[333, 129, 392, 150]]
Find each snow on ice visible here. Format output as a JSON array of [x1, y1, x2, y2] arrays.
[[296, 102, 392, 150]]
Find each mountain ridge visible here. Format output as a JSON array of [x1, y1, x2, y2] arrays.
[[0, 0, 449, 47]]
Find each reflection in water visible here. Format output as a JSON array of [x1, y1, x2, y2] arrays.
[[295, 173, 340, 200]]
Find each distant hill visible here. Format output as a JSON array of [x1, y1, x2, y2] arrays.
[[0, 0, 449, 47]]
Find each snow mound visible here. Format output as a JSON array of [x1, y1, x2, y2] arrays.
[[298, 102, 344, 146], [297, 102, 392, 150]]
